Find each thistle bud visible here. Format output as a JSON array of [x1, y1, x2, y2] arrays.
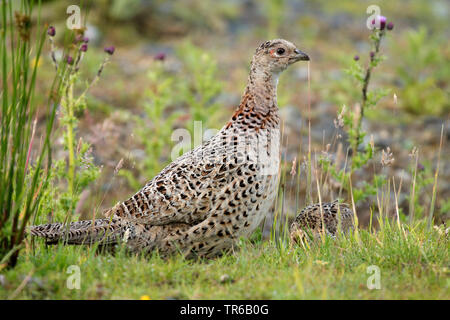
[[387, 22, 394, 31], [353, 55, 360, 61], [47, 26, 56, 37], [379, 16, 387, 30], [80, 43, 88, 52], [154, 52, 166, 61], [372, 15, 387, 30], [66, 55, 74, 65], [104, 46, 115, 55]]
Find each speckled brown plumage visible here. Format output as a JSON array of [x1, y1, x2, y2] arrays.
[[30, 39, 310, 259], [289, 200, 355, 243]]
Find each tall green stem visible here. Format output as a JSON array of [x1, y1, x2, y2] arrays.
[[62, 75, 76, 199]]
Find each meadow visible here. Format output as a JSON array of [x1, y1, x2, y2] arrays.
[[0, 0, 448, 299]]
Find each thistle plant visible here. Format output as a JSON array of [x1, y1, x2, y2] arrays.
[[39, 27, 115, 222], [318, 16, 395, 207], [347, 16, 394, 167]]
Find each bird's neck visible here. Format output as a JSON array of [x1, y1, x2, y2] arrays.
[[244, 63, 279, 111], [226, 64, 280, 130]]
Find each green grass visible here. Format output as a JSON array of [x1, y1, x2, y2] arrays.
[[1, 219, 448, 299]]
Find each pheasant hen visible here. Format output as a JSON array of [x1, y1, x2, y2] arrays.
[[289, 200, 355, 244], [30, 39, 310, 258]]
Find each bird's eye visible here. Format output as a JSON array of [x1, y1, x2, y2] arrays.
[[276, 48, 285, 55]]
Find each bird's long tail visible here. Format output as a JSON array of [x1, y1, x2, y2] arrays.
[[29, 218, 126, 245]]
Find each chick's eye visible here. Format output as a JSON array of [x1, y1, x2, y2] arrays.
[[276, 48, 285, 55]]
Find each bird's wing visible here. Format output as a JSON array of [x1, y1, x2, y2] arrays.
[[106, 130, 250, 226]]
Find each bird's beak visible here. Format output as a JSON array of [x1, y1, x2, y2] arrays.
[[294, 48, 310, 61]]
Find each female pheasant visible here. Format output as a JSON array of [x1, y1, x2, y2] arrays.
[[289, 200, 355, 244], [30, 39, 310, 258]]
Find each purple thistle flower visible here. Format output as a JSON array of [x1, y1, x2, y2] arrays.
[[417, 163, 425, 171], [104, 46, 115, 55], [66, 55, 74, 65], [387, 22, 394, 31], [47, 26, 55, 37], [370, 51, 375, 59], [353, 55, 360, 61], [154, 52, 166, 61], [379, 16, 387, 30], [80, 43, 88, 52], [83, 36, 89, 43], [372, 15, 387, 30]]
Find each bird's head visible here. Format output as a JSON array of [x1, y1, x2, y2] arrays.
[[252, 39, 309, 76]]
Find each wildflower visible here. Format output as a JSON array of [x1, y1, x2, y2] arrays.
[[140, 295, 151, 300], [379, 16, 387, 30], [372, 15, 387, 30], [381, 147, 395, 167], [154, 52, 166, 61], [387, 22, 394, 31], [370, 51, 375, 60], [104, 46, 115, 55], [353, 55, 359, 61], [417, 163, 425, 172], [47, 26, 56, 37], [334, 105, 346, 129], [66, 55, 74, 65], [80, 43, 88, 52], [83, 36, 89, 43]]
